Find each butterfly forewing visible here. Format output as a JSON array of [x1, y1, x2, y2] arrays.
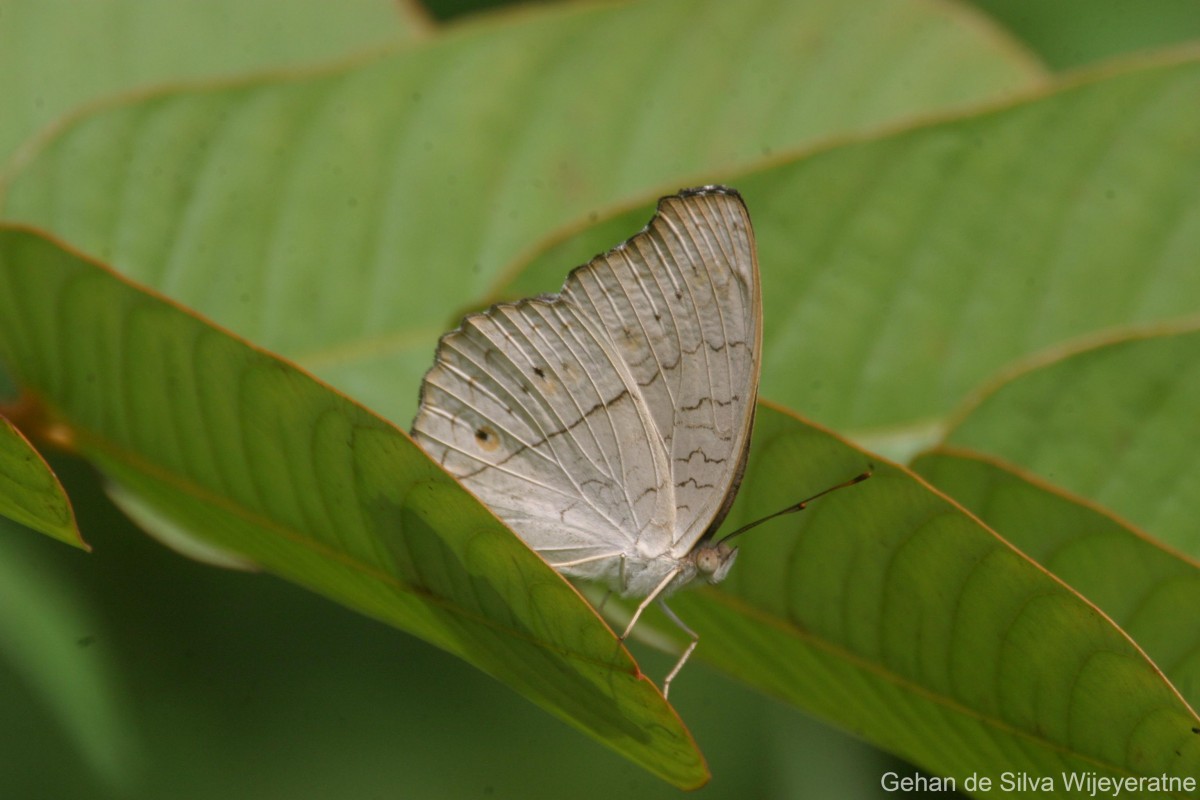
[[561, 189, 760, 553]]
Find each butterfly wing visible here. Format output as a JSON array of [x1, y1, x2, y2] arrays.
[[412, 186, 759, 589], [411, 291, 674, 584], [560, 187, 761, 554]]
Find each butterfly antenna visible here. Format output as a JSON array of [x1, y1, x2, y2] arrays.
[[717, 467, 873, 545]]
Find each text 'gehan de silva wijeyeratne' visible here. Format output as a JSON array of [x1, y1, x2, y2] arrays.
[[881, 770, 1197, 795]]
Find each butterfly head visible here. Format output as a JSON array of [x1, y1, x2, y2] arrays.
[[691, 541, 738, 585]]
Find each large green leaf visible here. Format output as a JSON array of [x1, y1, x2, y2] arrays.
[[0, 0, 1043, 428], [662, 405, 1200, 794], [913, 448, 1200, 712], [944, 327, 1200, 559], [0, 0, 425, 161], [966, 0, 1200, 70], [0, 413, 81, 547], [506, 53, 1200, 452], [0, 228, 706, 789]]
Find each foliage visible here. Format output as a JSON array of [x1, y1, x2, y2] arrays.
[[1, 0, 1198, 796]]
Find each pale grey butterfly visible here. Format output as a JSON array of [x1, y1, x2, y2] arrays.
[[412, 186, 864, 695]]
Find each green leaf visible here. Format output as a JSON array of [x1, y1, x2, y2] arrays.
[[104, 479, 256, 570], [672, 405, 1200, 792], [966, 0, 1200, 70], [506, 53, 1200, 451], [0, 0, 1043, 428], [944, 326, 1200, 560], [913, 447, 1200, 714], [0, 412, 82, 547], [0, 227, 706, 789], [0, 0, 426, 161]]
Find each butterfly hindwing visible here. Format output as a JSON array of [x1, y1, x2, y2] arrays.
[[411, 291, 673, 576]]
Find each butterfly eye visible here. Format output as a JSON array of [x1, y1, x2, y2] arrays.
[[694, 546, 723, 574], [694, 542, 738, 583]]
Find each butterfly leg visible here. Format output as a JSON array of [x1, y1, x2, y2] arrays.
[[596, 589, 614, 613], [656, 599, 698, 699], [621, 567, 681, 640]]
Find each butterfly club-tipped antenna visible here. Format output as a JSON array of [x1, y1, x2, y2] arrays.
[[717, 467, 874, 546]]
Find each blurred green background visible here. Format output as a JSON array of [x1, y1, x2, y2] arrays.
[[2, 0, 1198, 797]]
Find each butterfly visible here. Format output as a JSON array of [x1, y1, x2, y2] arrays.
[[412, 186, 759, 696]]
